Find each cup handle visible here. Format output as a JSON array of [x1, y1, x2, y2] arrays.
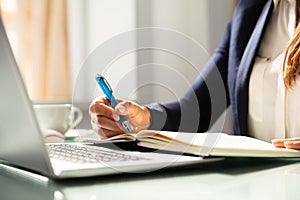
[[70, 107, 83, 129]]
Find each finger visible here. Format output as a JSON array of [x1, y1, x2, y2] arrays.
[[96, 95, 110, 103], [115, 101, 137, 116], [271, 139, 286, 148], [97, 115, 132, 134], [284, 141, 300, 150], [89, 101, 114, 119], [92, 96, 124, 108], [271, 137, 300, 148], [89, 95, 110, 111], [90, 95, 111, 107], [96, 128, 123, 138], [91, 121, 124, 138], [95, 116, 123, 132], [115, 101, 150, 128], [91, 111, 123, 131], [282, 137, 300, 142]]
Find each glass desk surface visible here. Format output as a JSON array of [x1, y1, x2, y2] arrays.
[[1, 157, 300, 200]]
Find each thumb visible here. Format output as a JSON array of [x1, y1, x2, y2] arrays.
[[271, 139, 285, 148], [115, 101, 138, 117], [115, 101, 151, 131]]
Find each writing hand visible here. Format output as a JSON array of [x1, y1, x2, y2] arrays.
[[89, 95, 151, 139]]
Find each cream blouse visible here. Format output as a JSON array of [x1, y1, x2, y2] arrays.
[[248, 0, 300, 141]]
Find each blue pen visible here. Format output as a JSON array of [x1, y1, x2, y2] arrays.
[[95, 74, 132, 133]]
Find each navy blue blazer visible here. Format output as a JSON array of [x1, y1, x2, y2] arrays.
[[147, 0, 274, 136]]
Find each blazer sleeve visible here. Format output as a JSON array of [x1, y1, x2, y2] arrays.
[[147, 21, 232, 133]]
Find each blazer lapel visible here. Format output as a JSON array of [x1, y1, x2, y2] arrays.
[[235, 0, 273, 135]]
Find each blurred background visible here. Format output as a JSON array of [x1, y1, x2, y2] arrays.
[[0, 0, 235, 128]]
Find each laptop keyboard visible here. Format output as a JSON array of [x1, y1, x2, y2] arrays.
[[46, 144, 148, 164]]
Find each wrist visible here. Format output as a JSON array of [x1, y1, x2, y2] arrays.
[[141, 106, 151, 130]]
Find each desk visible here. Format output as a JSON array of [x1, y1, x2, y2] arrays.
[[0, 158, 300, 200]]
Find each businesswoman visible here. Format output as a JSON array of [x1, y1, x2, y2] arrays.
[[89, 0, 300, 150]]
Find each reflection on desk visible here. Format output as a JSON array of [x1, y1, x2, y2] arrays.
[[0, 158, 300, 200]]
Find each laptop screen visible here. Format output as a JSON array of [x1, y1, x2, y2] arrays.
[[0, 17, 53, 176]]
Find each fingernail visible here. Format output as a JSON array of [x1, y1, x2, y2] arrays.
[[112, 113, 120, 121], [117, 105, 126, 114], [284, 141, 292, 147]]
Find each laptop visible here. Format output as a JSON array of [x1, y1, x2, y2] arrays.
[[0, 16, 221, 179]]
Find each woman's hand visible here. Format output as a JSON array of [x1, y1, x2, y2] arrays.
[[89, 96, 151, 139], [271, 138, 300, 150]]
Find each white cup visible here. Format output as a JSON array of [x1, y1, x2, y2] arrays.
[[33, 104, 83, 135]]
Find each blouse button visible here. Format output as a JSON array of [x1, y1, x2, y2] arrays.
[[266, 57, 271, 62]]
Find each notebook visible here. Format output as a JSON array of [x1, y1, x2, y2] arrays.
[[81, 130, 300, 158], [0, 16, 221, 179]]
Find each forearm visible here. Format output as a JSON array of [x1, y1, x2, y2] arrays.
[[147, 22, 232, 133]]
